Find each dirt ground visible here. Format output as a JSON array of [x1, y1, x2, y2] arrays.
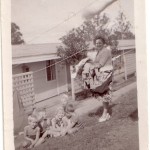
[[15, 86, 139, 150]]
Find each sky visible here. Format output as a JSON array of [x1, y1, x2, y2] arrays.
[[11, 0, 134, 44]]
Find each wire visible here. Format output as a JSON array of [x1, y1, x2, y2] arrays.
[[118, 0, 134, 26], [33, 48, 134, 74], [27, 0, 99, 44], [33, 48, 86, 74]]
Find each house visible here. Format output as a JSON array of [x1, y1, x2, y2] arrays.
[[116, 39, 136, 80], [12, 43, 71, 104]]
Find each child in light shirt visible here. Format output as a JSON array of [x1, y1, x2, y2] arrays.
[[22, 116, 40, 149]]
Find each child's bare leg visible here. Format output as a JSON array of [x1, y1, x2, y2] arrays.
[[22, 140, 31, 148], [47, 128, 61, 137], [52, 131, 61, 137], [50, 126, 61, 132], [60, 128, 68, 136], [34, 131, 48, 147], [67, 128, 78, 135]]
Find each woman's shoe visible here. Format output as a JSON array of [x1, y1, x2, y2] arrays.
[[98, 113, 110, 122], [106, 113, 110, 120]]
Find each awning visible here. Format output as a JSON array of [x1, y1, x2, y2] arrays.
[[12, 54, 60, 65]]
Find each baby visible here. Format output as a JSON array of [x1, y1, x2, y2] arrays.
[[22, 115, 40, 149]]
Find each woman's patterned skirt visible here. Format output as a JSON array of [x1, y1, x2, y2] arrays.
[[81, 63, 113, 103]]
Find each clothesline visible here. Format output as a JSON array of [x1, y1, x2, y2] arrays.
[[33, 48, 134, 74]]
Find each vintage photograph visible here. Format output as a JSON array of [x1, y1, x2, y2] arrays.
[[12, 0, 139, 149]]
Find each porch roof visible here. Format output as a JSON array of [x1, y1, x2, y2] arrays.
[[117, 39, 135, 50], [12, 43, 61, 65]]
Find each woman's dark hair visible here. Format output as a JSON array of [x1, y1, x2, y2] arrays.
[[93, 35, 106, 45]]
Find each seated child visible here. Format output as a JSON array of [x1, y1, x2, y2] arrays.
[[61, 103, 83, 136], [60, 93, 69, 113], [39, 109, 51, 135], [31, 108, 51, 135], [51, 107, 65, 132], [22, 115, 40, 149]]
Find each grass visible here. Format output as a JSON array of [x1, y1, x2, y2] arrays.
[[16, 87, 139, 150]]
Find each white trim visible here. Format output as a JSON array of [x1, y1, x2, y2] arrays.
[[117, 46, 135, 51], [12, 55, 60, 65]]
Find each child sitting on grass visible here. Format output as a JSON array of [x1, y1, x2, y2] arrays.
[[51, 107, 66, 132], [31, 108, 51, 135], [22, 115, 40, 149], [60, 93, 69, 113], [61, 103, 83, 136]]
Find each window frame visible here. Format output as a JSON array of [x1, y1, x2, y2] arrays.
[[46, 60, 56, 81]]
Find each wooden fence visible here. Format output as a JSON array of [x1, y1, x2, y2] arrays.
[[13, 71, 35, 113], [123, 49, 136, 80]]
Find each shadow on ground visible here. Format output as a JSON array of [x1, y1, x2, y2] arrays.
[[88, 103, 117, 117]]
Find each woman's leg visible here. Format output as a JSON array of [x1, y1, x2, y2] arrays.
[[102, 101, 109, 116], [99, 90, 111, 122]]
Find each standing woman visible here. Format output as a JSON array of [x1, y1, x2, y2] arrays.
[[76, 35, 113, 122]]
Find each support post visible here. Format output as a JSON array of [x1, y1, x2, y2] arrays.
[[123, 50, 127, 80], [70, 66, 75, 100], [56, 63, 60, 95]]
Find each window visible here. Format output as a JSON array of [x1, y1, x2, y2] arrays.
[[46, 60, 56, 81]]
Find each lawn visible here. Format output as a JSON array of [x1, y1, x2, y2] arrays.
[[15, 87, 139, 150]]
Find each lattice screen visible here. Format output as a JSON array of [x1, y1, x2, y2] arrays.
[[13, 72, 35, 113]]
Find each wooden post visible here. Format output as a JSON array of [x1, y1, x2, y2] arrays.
[[64, 63, 68, 92], [71, 77, 75, 100], [70, 66, 75, 100], [123, 50, 127, 80], [56, 63, 60, 95]]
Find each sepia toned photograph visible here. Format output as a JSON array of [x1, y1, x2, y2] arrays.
[[9, 0, 142, 149]]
